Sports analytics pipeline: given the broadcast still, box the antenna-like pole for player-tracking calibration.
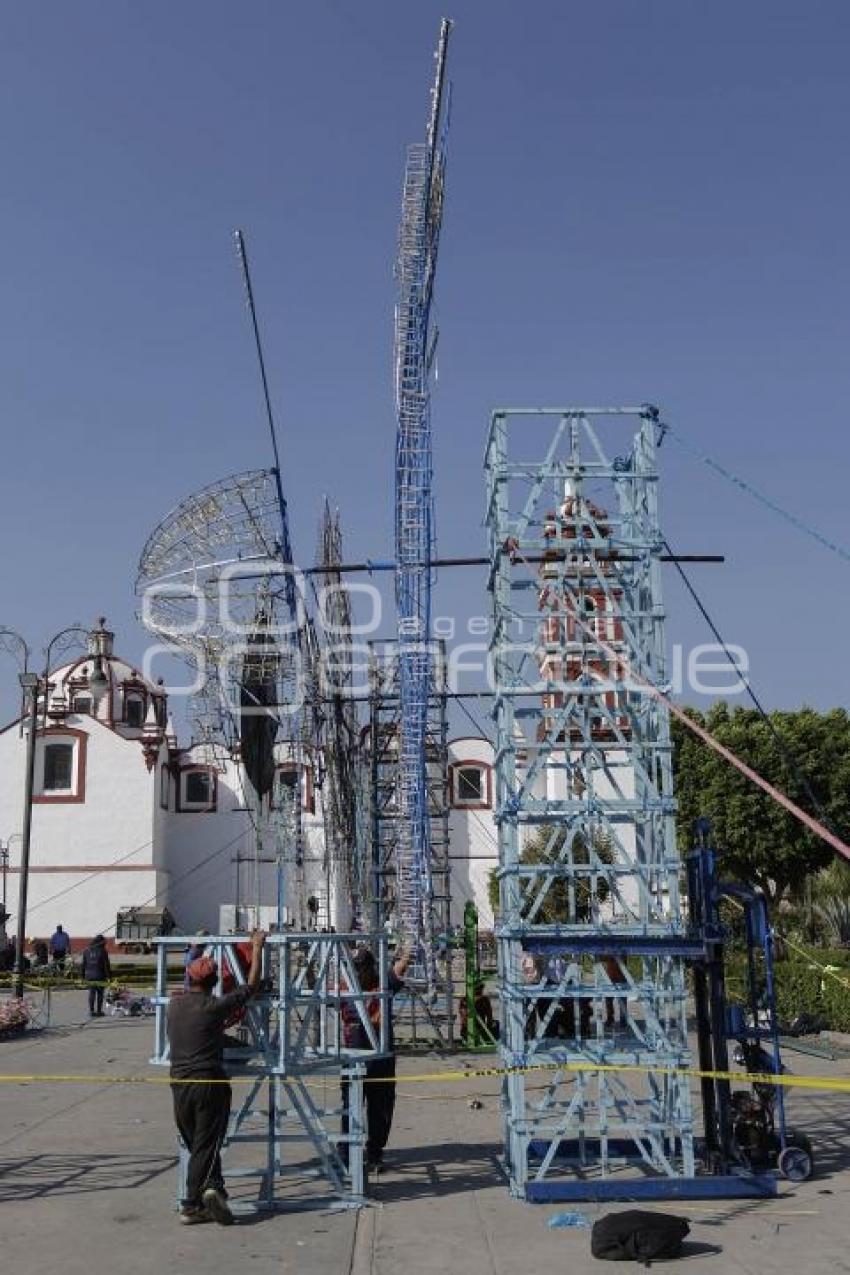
[427,18,453,158]
[233,227,296,592]
[234,228,286,497]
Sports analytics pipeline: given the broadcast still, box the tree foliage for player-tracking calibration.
[671,704,850,905]
[488,825,614,923]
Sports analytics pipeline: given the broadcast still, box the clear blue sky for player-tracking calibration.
[1,0,848,728]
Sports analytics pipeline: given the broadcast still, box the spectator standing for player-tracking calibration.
[81,935,111,1017]
[459,979,499,1043]
[0,935,15,972]
[49,924,70,970]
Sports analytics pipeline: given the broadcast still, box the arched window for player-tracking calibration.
[449,761,493,809]
[34,729,87,803]
[160,764,171,811]
[44,743,73,791]
[178,767,217,813]
[124,693,145,729]
[273,763,315,814]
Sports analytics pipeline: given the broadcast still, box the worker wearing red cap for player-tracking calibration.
[166,930,265,1225]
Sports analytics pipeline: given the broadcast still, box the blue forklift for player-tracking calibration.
[687,820,814,1184]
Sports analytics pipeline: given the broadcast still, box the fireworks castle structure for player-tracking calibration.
[392,18,453,983]
[486,406,697,1200]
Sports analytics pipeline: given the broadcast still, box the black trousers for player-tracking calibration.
[88,985,104,1015]
[341,1056,396,1163]
[171,1081,232,1207]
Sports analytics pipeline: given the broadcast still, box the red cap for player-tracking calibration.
[187,955,218,984]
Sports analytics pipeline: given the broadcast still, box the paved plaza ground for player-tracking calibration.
[1,990,849,1274]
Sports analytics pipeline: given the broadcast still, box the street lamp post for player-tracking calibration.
[1,843,8,913]
[2,621,107,999]
[0,842,10,943]
[13,672,39,999]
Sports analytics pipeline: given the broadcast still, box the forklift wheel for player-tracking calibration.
[779,1144,814,1182]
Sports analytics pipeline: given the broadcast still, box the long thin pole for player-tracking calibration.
[305,553,724,576]
[233,228,290,544]
[233,227,299,930]
[234,228,282,475]
[14,687,39,999]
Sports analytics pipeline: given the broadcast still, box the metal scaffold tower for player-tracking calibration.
[393,17,452,978]
[368,640,451,938]
[151,931,393,1211]
[486,406,697,1201]
[367,640,453,1042]
[317,501,369,931]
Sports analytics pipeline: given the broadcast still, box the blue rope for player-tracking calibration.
[664,424,850,565]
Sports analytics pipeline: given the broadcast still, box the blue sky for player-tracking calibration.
[1,0,848,730]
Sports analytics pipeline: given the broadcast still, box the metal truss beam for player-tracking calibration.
[151,932,391,1212]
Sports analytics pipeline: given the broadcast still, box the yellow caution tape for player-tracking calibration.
[0,976,157,992]
[0,1057,848,1092]
[779,936,850,993]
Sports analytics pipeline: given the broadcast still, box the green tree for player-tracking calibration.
[671,704,850,906]
[488,825,614,923]
[813,858,850,945]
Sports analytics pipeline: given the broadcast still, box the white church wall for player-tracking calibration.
[0,712,162,945]
[447,736,498,930]
[160,752,253,934]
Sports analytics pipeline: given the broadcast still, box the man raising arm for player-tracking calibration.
[167,930,265,1225]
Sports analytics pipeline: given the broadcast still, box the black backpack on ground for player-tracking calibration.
[591,1210,690,1265]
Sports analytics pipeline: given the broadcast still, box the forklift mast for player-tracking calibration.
[686,819,788,1172]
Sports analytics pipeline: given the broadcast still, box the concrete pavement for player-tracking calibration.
[2,990,850,1274]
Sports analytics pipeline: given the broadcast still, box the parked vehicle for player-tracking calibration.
[115,907,176,954]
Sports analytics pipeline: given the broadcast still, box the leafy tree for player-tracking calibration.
[813,859,850,945]
[671,704,850,906]
[488,825,614,923]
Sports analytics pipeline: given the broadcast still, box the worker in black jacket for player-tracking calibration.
[166,930,265,1225]
[81,935,111,1017]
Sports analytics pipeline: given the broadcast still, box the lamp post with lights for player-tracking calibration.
[1,624,110,998]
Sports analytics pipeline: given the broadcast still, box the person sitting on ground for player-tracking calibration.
[166,930,266,1226]
[49,924,70,970]
[81,935,111,1017]
[340,943,410,1175]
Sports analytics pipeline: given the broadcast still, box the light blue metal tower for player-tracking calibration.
[486,406,699,1201]
[393,18,452,972]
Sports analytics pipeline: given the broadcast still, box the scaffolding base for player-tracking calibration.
[524,1174,778,1202]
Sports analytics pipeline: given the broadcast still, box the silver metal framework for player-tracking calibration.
[151,931,390,1211]
[393,19,452,974]
[485,406,695,1200]
[367,639,453,1044]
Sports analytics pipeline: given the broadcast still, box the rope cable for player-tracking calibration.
[663,534,839,837]
[664,423,850,565]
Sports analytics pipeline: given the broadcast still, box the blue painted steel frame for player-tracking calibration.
[393,20,452,977]
[525,1175,777,1202]
[486,406,698,1200]
[151,932,390,1212]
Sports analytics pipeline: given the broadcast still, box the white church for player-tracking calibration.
[0,620,499,951]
